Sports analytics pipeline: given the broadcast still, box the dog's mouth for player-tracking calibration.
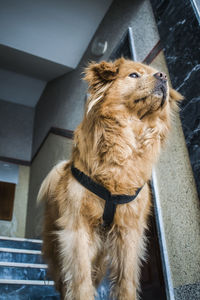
[153,84,167,107]
[134,84,167,107]
[134,97,147,104]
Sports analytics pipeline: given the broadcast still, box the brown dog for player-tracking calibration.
[38,58,182,300]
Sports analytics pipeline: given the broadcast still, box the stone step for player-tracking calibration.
[0,237,42,251]
[0,279,110,300]
[0,248,43,264]
[0,263,49,281]
[0,236,110,299]
[0,280,59,300]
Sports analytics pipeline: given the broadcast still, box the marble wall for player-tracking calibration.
[150,0,200,199]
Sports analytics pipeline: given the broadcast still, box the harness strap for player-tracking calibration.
[71,164,143,227]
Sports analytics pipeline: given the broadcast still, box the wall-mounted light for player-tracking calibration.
[91,37,108,57]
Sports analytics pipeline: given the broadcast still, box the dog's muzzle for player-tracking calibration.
[153,72,168,107]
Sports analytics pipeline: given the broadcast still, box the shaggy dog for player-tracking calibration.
[38,58,182,300]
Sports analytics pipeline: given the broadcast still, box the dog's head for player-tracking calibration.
[84,58,183,120]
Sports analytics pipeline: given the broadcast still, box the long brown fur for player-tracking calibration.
[38,58,183,300]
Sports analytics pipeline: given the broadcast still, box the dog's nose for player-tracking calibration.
[153,72,167,82]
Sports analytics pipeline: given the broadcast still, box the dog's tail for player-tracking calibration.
[37,160,68,204]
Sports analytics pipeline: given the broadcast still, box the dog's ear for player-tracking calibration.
[84,60,122,90]
[169,88,184,102]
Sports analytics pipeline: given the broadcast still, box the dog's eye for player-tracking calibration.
[129,72,140,78]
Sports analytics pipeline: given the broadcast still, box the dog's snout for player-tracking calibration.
[153,72,167,82]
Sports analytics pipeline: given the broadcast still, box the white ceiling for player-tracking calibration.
[0,0,113,107]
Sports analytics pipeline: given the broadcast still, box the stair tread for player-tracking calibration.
[0,265,48,281]
[0,279,54,285]
[0,240,42,251]
[0,247,41,254]
[0,251,43,264]
[0,261,47,268]
[0,236,42,243]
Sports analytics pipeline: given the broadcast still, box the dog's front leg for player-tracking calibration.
[57,226,95,300]
[108,228,145,300]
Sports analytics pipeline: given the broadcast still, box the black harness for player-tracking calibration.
[71,164,143,227]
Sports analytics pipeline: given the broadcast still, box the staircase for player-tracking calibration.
[0,236,59,300]
[0,236,110,300]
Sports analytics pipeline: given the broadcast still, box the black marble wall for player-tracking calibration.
[150,0,200,199]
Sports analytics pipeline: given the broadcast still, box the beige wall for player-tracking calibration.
[0,165,30,237]
[25,133,73,238]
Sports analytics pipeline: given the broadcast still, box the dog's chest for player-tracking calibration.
[121,124,137,150]
[120,121,160,155]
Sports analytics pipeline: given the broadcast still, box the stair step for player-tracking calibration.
[0,279,110,300]
[0,237,42,251]
[0,264,48,281]
[0,279,54,285]
[0,237,110,299]
[0,262,47,268]
[0,249,43,264]
[0,281,59,300]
